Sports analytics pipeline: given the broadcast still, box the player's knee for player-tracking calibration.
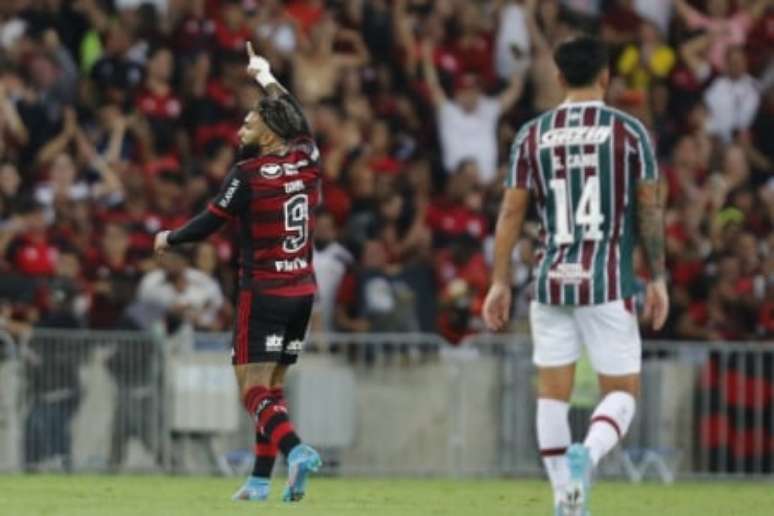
[597,374,640,398]
[270,364,289,387]
[237,363,276,397]
[537,364,576,401]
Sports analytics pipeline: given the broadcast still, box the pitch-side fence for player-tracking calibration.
[1,329,773,480]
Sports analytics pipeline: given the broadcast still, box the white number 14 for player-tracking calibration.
[549,176,604,245]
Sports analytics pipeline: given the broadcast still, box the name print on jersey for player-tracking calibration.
[551,152,599,171]
[218,178,241,208]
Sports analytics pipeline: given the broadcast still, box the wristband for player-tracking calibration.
[255,69,277,88]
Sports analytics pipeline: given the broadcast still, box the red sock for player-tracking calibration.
[243,386,302,457]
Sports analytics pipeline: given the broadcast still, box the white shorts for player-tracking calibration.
[529,300,641,375]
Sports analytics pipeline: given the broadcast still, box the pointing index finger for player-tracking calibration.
[246,41,255,58]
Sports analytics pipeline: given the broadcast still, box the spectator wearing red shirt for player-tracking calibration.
[426,163,488,247]
[173,0,216,55]
[366,119,402,176]
[85,223,141,328]
[435,235,490,344]
[447,3,495,88]
[214,0,252,54]
[285,0,325,35]
[136,47,182,151]
[6,201,57,277]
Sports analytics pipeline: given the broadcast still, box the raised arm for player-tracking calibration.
[674,0,709,28]
[679,34,712,80]
[498,72,525,113]
[392,0,416,75]
[420,40,447,108]
[246,42,311,135]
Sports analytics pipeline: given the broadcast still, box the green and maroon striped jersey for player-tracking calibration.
[506,100,658,306]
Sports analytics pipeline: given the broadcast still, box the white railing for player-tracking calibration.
[0,329,772,479]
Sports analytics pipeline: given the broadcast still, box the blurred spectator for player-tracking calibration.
[601,0,643,46]
[292,16,368,105]
[704,46,761,143]
[135,250,225,333]
[435,235,489,344]
[86,223,141,329]
[674,0,770,72]
[335,240,419,333]
[616,21,676,92]
[422,40,524,184]
[312,210,353,332]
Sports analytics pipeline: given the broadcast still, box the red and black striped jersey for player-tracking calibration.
[208,137,321,297]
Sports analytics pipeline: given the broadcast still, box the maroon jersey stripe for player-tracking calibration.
[547,108,568,304]
[264,279,317,297]
[607,119,627,300]
[236,290,253,364]
[578,107,599,304]
[527,123,544,205]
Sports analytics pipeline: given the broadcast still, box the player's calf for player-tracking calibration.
[583,390,636,467]
[242,384,322,502]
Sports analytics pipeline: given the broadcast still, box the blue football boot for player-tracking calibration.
[231,476,271,501]
[561,443,593,516]
[282,444,322,502]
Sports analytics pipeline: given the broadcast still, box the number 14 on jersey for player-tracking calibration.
[549,176,605,245]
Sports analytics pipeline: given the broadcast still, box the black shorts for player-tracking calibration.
[232,291,313,365]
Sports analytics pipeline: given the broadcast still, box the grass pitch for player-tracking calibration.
[0,475,772,516]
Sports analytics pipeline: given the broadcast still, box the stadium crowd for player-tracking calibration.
[0,0,772,344]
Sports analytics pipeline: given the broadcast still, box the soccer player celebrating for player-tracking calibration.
[483,37,668,516]
[154,43,322,503]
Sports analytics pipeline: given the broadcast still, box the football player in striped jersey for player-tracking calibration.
[154,43,321,503]
[483,36,668,516]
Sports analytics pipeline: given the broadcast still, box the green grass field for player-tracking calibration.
[1,475,773,516]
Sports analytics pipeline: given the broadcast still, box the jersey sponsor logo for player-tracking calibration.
[547,263,592,284]
[540,127,611,148]
[260,163,283,179]
[282,160,308,176]
[218,178,241,207]
[551,152,599,171]
[260,160,311,179]
[265,334,283,352]
[274,257,309,272]
[286,339,303,354]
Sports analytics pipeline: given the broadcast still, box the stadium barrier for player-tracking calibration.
[11,329,164,473]
[0,330,20,472]
[1,329,773,479]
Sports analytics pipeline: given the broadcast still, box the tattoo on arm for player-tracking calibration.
[637,180,666,280]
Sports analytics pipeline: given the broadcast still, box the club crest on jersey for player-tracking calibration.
[540,127,611,148]
[260,163,283,179]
